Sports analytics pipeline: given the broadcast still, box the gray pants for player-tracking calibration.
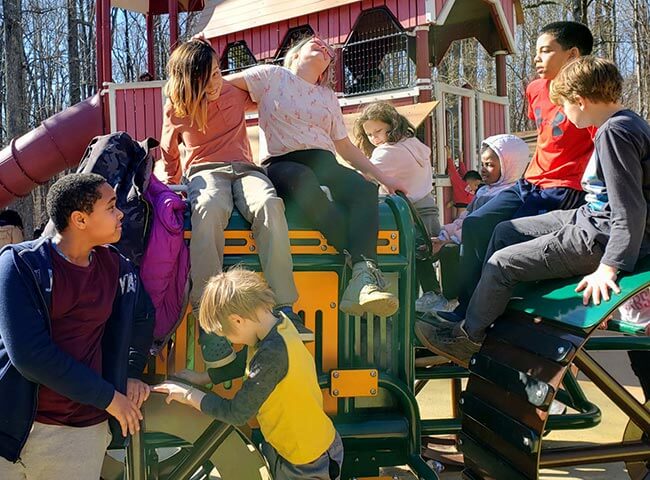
[0,420,111,480]
[413,192,441,237]
[187,162,298,307]
[465,209,604,341]
[261,432,344,480]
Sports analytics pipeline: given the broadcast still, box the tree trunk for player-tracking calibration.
[3,0,34,236]
[67,0,81,105]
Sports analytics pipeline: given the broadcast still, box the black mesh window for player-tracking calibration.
[220,41,257,75]
[273,25,316,65]
[342,7,416,96]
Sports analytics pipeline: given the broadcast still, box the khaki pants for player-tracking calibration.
[0,420,111,479]
[187,162,298,307]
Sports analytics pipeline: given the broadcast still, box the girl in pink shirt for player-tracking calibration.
[228,37,406,317]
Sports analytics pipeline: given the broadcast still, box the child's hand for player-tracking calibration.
[575,264,620,306]
[127,378,151,408]
[174,369,211,386]
[152,381,206,410]
[431,238,448,255]
[106,391,143,437]
[379,174,408,196]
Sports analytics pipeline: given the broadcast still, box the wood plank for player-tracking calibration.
[134,88,146,140]
[339,4,351,44]
[115,90,127,132]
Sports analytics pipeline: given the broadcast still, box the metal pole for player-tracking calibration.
[125,423,146,480]
[540,441,650,468]
[167,422,233,479]
[168,0,179,52]
[574,349,650,434]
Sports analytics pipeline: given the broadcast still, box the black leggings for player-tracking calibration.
[264,149,379,262]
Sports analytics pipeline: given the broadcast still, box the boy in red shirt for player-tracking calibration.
[439,21,595,321]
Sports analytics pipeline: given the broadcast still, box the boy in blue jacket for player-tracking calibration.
[0,173,154,479]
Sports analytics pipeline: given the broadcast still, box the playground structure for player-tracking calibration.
[0,1,648,479]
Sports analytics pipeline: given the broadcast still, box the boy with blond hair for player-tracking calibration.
[153,268,343,480]
[416,57,650,366]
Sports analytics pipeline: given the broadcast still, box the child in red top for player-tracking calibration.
[439,21,596,321]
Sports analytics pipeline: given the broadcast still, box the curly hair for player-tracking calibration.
[46,173,107,232]
[353,102,415,157]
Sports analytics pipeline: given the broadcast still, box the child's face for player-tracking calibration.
[534,33,578,80]
[480,148,502,185]
[80,182,123,245]
[206,56,223,100]
[363,119,391,146]
[465,178,482,194]
[561,96,590,128]
[297,37,334,73]
[224,315,259,346]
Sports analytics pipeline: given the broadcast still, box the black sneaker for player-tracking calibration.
[414,320,480,368]
[276,308,315,342]
[198,329,236,368]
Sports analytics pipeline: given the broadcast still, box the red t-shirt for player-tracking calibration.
[36,245,120,427]
[525,78,595,190]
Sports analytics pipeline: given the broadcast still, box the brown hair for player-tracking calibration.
[353,102,415,157]
[198,267,276,336]
[164,40,219,133]
[284,36,336,90]
[550,56,623,106]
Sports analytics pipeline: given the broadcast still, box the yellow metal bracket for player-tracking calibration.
[330,369,379,398]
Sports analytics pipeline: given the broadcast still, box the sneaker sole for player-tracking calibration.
[414,322,470,369]
[202,350,237,369]
[339,299,365,317]
[299,332,315,342]
[359,296,399,317]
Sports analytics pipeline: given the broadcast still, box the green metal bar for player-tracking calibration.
[574,349,650,434]
[125,426,146,480]
[385,195,417,387]
[604,320,648,336]
[167,422,233,480]
[409,453,440,480]
[421,418,462,435]
[586,335,650,351]
[540,441,650,468]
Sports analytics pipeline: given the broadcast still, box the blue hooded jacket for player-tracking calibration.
[0,238,154,462]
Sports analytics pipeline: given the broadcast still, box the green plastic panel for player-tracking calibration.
[508,256,650,330]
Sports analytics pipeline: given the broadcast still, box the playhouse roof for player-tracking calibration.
[112,0,205,15]
[195,0,360,38]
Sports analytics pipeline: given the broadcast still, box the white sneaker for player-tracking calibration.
[416,291,449,314]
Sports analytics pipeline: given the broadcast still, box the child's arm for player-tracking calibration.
[334,137,408,194]
[575,126,646,305]
[159,102,183,184]
[154,333,289,425]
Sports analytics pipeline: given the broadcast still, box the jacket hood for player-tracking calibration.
[479,134,530,197]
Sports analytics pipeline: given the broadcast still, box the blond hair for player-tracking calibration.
[550,56,623,106]
[198,267,276,336]
[353,102,415,157]
[164,40,219,133]
[284,36,336,90]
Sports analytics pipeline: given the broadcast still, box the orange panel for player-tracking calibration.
[184,229,399,255]
[330,369,379,398]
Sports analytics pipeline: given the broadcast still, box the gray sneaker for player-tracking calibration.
[340,258,398,317]
[414,320,481,368]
